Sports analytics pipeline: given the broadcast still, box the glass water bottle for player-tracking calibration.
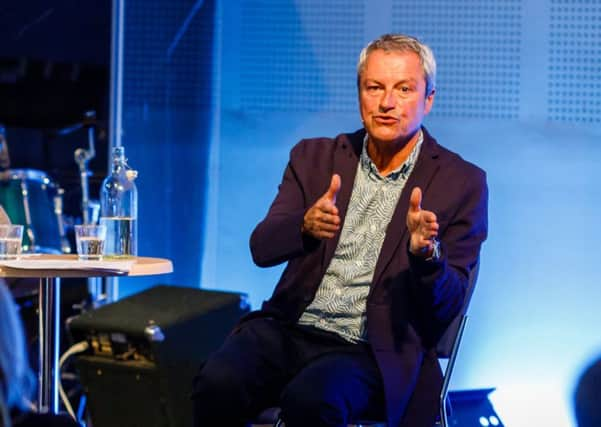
[100,146,138,257]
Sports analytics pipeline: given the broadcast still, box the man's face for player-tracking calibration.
[359,49,434,147]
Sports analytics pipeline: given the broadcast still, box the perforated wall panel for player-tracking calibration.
[548,0,601,123]
[123,0,214,109]
[392,1,522,119]
[239,0,364,112]
[118,0,214,296]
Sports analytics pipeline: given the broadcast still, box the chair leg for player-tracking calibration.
[439,395,450,427]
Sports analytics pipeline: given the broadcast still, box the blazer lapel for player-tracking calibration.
[371,129,441,287]
[322,130,364,272]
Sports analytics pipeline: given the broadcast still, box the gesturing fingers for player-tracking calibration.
[417,215,439,243]
[409,187,422,214]
[406,188,440,256]
[302,174,343,240]
[303,203,341,239]
[325,174,341,203]
[312,222,340,239]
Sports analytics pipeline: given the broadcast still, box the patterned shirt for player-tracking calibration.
[298,132,423,342]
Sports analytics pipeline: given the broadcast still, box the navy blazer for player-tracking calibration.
[248,127,488,426]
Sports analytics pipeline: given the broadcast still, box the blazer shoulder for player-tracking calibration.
[422,127,485,180]
[292,135,336,153]
[434,142,487,183]
[290,130,364,160]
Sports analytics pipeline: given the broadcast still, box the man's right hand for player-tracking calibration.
[302,174,341,240]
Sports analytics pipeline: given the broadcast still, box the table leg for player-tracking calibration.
[38,276,60,413]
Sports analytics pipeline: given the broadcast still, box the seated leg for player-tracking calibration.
[279,347,385,427]
[191,318,293,427]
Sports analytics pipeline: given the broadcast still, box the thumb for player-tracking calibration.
[409,187,422,213]
[324,174,341,203]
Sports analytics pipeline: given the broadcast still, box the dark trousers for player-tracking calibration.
[191,317,386,427]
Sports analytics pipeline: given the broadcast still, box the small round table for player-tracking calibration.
[0,254,173,414]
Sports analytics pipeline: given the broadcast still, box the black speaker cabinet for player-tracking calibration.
[67,285,250,427]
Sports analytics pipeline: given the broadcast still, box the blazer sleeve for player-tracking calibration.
[408,165,488,344]
[249,141,322,267]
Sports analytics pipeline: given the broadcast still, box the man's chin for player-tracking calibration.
[368,132,421,150]
[369,131,405,145]
[371,126,421,141]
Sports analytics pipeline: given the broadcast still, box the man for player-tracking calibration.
[192,34,488,427]
[574,356,601,427]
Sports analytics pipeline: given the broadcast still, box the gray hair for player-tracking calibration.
[357,34,436,95]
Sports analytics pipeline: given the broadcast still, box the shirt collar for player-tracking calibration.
[360,130,423,182]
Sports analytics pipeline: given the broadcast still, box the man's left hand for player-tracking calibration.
[406,187,439,257]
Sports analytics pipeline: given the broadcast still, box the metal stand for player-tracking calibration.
[70,111,105,304]
[37,277,61,413]
[73,111,97,225]
[53,188,72,254]
[89,277,119,307]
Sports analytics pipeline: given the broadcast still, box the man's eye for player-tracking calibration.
[366,86,380,91]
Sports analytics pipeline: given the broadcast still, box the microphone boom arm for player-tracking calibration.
[74,111,97,224]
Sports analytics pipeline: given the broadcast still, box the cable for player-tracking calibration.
[58,341,89,421]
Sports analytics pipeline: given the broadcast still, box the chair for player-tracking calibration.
[251,261,480,427]
[436,260,479,427]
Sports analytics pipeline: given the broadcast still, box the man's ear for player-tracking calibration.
[424,89,435,115]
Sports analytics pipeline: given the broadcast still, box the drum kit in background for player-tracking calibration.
[0,111,99,257]
[0,168,70,254]
[0,112,106,327]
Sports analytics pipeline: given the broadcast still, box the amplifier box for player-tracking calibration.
[68,285,250,427]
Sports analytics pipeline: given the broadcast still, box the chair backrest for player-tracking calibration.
[435,261,480,358]
[436,260,480,427]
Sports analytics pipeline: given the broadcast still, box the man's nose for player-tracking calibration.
[379,91,396,111]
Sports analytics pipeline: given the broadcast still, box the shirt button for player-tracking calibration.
[370,224,377,232]
[355,260,362,267]
[319,318,326,325]
[335,289,342,296]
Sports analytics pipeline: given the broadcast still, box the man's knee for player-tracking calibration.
[192,357,250,426]
[194,355,250,401]
[279,385,348,427]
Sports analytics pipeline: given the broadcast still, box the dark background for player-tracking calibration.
[0,0,112,221]
[0,1,114,373]
[0,0,215,310]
